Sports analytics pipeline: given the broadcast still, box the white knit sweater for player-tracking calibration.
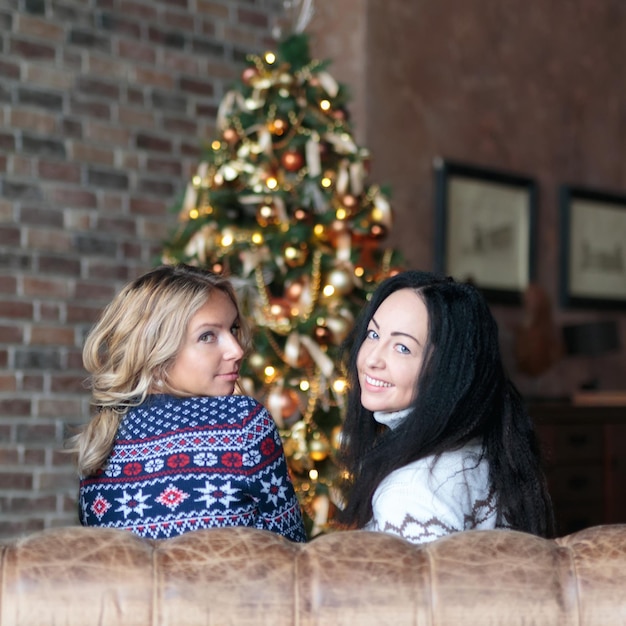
[364,440,499,544]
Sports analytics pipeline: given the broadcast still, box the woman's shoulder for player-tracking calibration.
[391,441,487,484]
[120,395,268,438]
[141,394,265,412]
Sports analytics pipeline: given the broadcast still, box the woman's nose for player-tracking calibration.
[224,334,244,361]
[365,344,384,368]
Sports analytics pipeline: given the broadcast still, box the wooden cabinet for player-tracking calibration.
[530,403,626,536]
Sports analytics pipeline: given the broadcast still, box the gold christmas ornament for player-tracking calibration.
[283,241,308,268]
[325,311,353,345]
[309,432,330,462]
[256,201,280,227]
[247,351,266,375]
[326,267,353,296]
[269,118,288,136]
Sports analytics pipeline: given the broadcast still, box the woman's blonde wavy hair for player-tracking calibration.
[66,264,251,477]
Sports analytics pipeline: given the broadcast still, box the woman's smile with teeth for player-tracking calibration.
[366,375,392,388]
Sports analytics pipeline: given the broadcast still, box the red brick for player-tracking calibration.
[0,495,56,513]
[30,325,76,346]
[0,276,18,294]
[0,447,19,464]
[16,423,56,442]
[16,14,64,41]
[38,470,77,490]
[22,375,45,391]
[51,187,97,209]
[129,196,168,216]
[38,160,81,183]
[0,518,44,538]
[116,39,157,64]
[71,142,115,166]
[0,375,18,392]
[0,399,32,416]
[196,1,229,18]
[0,472,33,489]
[118,106,157,129]
[37,399,83,419]
[10,109,57,134]
[0,225,21,245]
[0,324,23,342]
[23,448,46,465]
[85,122,131,146]
[10,36,56,60]
[67,304,105,324]
[22,276,72,298]
[0,301,33,319]
[50,374,85,393]
[26,228,73,252]
[133,67,175,89]
[39,302,62,322]
[53,450,76,467]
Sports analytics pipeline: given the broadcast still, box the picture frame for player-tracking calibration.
[559,185,626,310]
[434,159,537,304]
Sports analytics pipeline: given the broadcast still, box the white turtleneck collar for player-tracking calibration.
[373,408,412,430]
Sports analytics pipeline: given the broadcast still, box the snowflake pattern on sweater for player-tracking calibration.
[79,394,307,542]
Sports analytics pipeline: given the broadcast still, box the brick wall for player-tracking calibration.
[0,0,282,540]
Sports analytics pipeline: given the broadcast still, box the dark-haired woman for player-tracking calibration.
[337,270,554,544]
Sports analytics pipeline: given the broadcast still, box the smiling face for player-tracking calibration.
[165,289,244,397]
[356,288,429,413]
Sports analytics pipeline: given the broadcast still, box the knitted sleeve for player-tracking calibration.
[243,399,307,542]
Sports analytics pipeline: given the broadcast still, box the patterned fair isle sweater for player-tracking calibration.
[79,394,307,542]
[364,441,501,544]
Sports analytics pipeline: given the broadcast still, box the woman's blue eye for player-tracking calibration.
[366,328,378,340]
[199,331,216,343]
[396,344,410,355]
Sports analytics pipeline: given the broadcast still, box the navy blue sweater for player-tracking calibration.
[79,394,306,542]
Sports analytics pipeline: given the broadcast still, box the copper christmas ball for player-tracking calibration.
[342,194,358,210]
[368,223,388,240]
[241,66,258,84]
[293,207,312,223]
[314,321,333,346]
[268,297,293,323]
[284,278,304,302]
[222,128,239,144]
[280,150,304,172]
[275,388,300,421]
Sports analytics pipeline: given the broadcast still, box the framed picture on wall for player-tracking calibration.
[434,158,537,304]
[559,185,626,310]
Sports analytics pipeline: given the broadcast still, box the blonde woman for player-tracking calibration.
[67,264,306,542]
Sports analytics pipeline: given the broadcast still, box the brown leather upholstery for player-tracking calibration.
[1,525,625,625]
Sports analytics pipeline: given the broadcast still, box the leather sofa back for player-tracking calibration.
[1,524,626,625]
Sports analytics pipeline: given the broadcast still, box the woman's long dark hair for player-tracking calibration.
[337,270,555,537]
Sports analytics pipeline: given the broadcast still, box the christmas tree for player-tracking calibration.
[162,32,403,537]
